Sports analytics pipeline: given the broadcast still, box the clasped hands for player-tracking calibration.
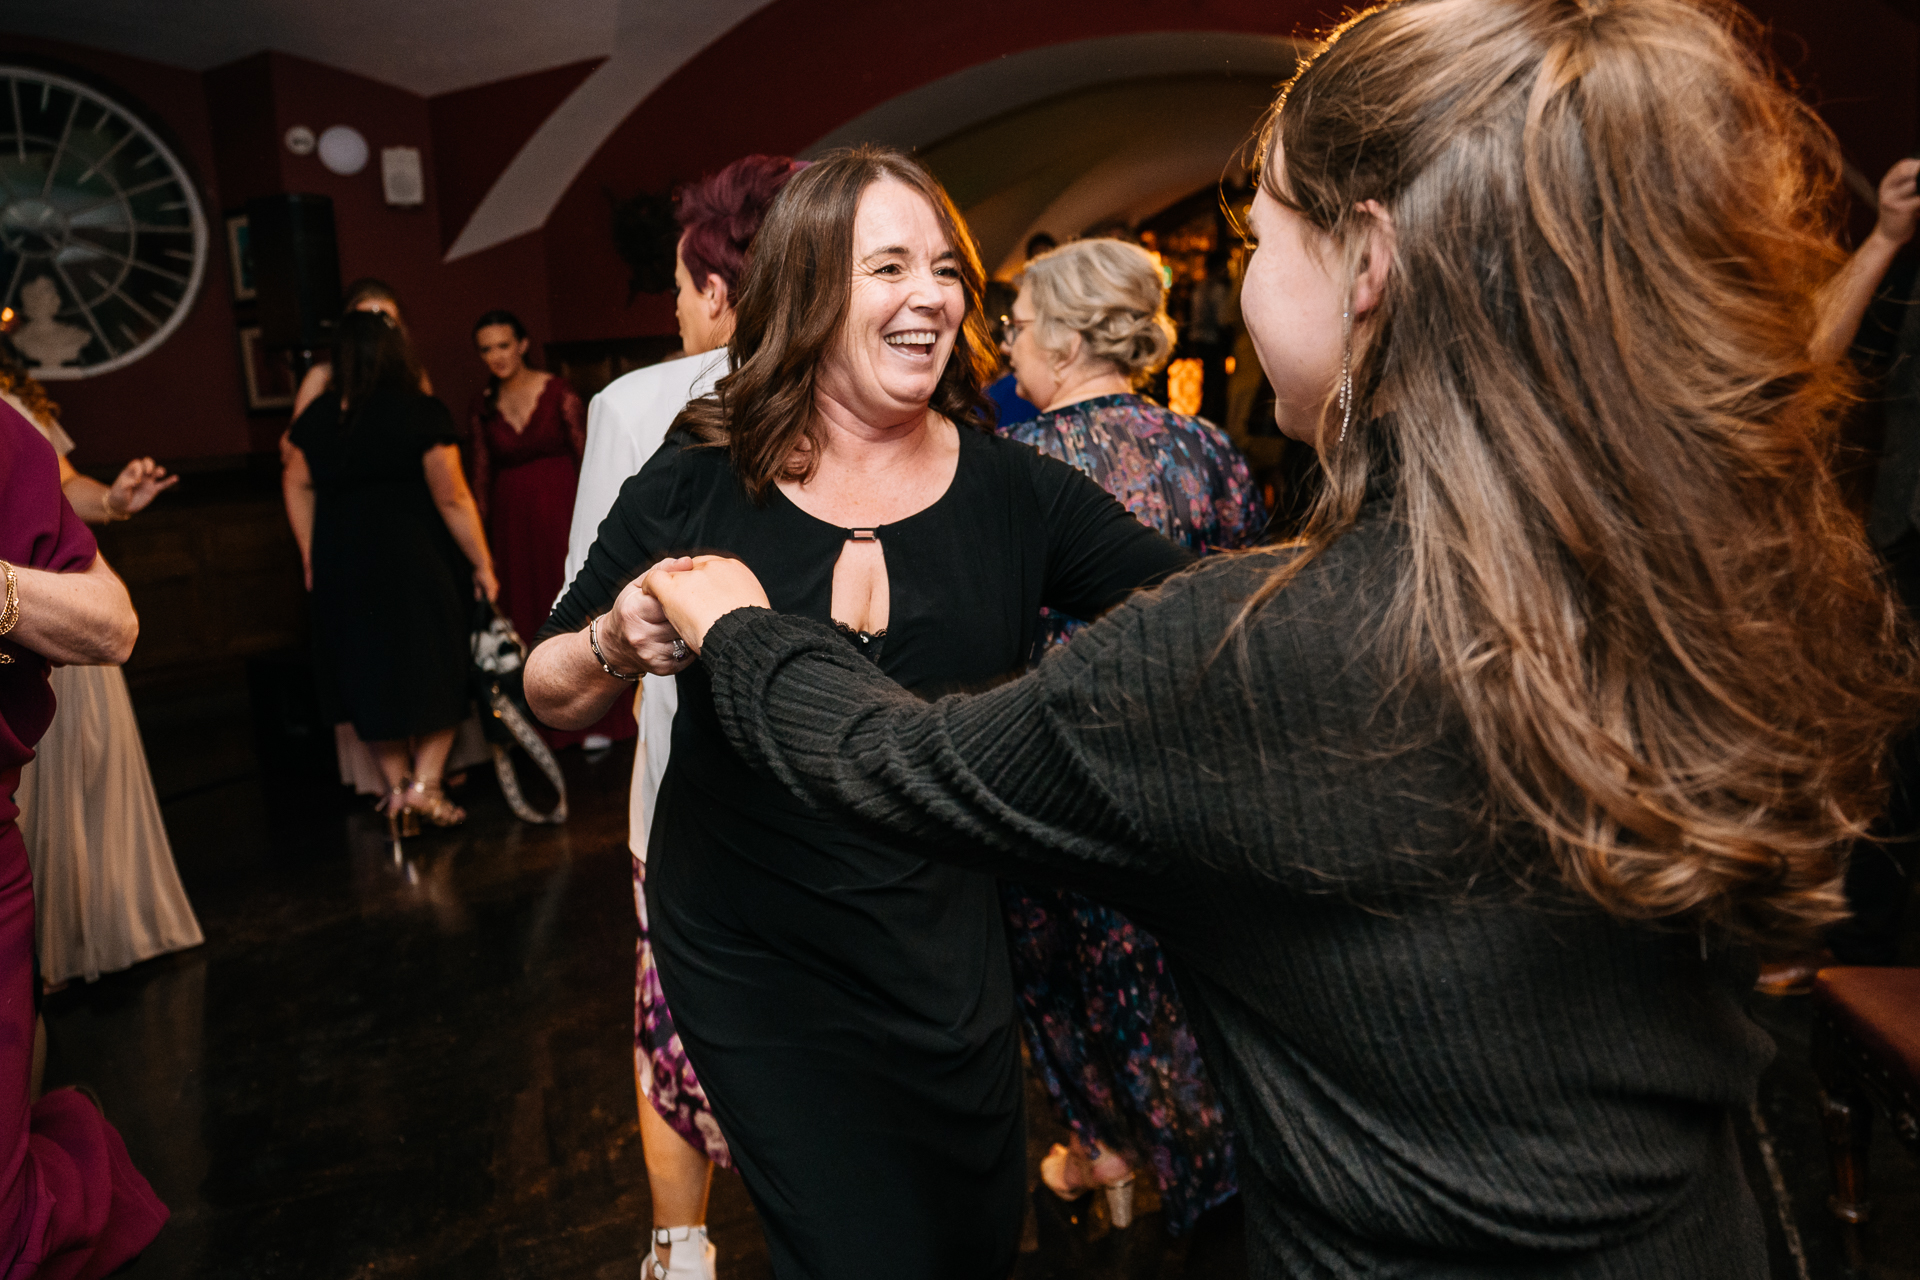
[592,555,771,677]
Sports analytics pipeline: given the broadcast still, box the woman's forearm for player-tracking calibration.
[422,445,493,575]
[281,471,315,570]
[1813,228,1904,367]
[524,628,630,730]
[6,553,137,666]
[437,493,492,574]
[60,473,115,524]
[698,607,1145,888]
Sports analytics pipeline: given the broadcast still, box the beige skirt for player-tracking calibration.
[14,664,204,986]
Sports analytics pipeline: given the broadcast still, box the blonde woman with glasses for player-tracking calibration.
[999,237,1262,1235]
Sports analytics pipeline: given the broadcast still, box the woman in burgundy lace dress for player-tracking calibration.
[468,311,626,747]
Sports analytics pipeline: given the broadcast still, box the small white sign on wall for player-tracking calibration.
[382,146,425,207]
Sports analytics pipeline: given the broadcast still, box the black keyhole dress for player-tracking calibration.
[541,423,1192,1277]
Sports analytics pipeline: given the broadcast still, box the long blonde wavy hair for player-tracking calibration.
[1243,0,1920,943]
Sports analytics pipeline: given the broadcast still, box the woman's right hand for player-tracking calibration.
[474,562,499,603]
[1876,158,1920,249]
[598,557,698,676]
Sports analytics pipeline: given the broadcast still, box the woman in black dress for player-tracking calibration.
[525,147,1190,1277]
[284,311,497,834]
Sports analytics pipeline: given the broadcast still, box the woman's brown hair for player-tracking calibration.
[330,310,422,418]
[680,145,996,500]
[1241,0,1920,943]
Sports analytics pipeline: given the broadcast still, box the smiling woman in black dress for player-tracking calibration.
[525,147,1189,1277]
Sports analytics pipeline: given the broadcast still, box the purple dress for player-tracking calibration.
[1005,392,1264,1232]
[0,401,168,1277]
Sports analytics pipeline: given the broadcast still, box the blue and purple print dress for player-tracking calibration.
[1004,392,1264,1233]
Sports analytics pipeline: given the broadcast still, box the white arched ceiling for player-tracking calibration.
[1001,117,1258,275]
[904,74,1280,273]
[805,31,1299,157]
[443,0,777,262]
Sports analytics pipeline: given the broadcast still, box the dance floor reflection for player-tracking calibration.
[31,673,1919,1279]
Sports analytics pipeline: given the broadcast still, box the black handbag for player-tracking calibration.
[469,601,567,825]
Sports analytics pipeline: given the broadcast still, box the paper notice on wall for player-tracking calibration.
[382,147,425,207]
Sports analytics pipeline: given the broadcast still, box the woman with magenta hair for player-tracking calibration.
[559,153,806,1280]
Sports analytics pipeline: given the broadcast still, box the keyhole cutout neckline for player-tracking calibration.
[771,448,963,648]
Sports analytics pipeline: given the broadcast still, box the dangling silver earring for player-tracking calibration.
[1337,309,1354,446]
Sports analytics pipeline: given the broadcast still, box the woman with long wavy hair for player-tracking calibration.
[524,148,1189,1275]
[643,1,1920,1273]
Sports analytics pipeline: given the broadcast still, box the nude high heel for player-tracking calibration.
[1040,1140,1139,1229]
[405,777,467,829]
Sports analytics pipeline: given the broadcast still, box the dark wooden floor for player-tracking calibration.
[32,667,1920,1279]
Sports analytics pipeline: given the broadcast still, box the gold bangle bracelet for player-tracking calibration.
[0,560,17,665]
[589,614,640,682]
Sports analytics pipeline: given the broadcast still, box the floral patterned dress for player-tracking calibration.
[1005,392,1264,1232]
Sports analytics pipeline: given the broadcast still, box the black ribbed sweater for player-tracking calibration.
[699,504,1774,1278]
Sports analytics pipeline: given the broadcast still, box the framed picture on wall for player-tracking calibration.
[238,326,295,412]
[226,214,254,302]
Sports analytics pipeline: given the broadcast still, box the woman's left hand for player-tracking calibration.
[473,562,499,603]
[106,457,178,518]
[641,555,771,654]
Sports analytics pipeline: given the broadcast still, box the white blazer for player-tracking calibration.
[561,349,727,864]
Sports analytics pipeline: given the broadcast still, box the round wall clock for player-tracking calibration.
[0,67,208,379]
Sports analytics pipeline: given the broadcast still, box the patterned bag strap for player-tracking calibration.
[487,685,568,825]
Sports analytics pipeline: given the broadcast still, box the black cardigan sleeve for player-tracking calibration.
[699,588,1180,906]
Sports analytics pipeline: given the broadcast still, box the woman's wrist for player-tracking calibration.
[0,560,18,664]
[589,614,641,682]
[1864,223,1910,262]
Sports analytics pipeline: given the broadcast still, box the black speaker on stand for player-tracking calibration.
[246,193,341,376]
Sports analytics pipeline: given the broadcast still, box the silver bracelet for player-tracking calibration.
[589,614,640,682]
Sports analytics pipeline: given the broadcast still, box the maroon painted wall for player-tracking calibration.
[1750,0,1919,191]
[229,52,587,445]
[228,52,558,441]
[0,34,253,469]
[430,57,602,255]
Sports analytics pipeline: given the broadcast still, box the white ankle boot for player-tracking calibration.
[644,1225,715,1280]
